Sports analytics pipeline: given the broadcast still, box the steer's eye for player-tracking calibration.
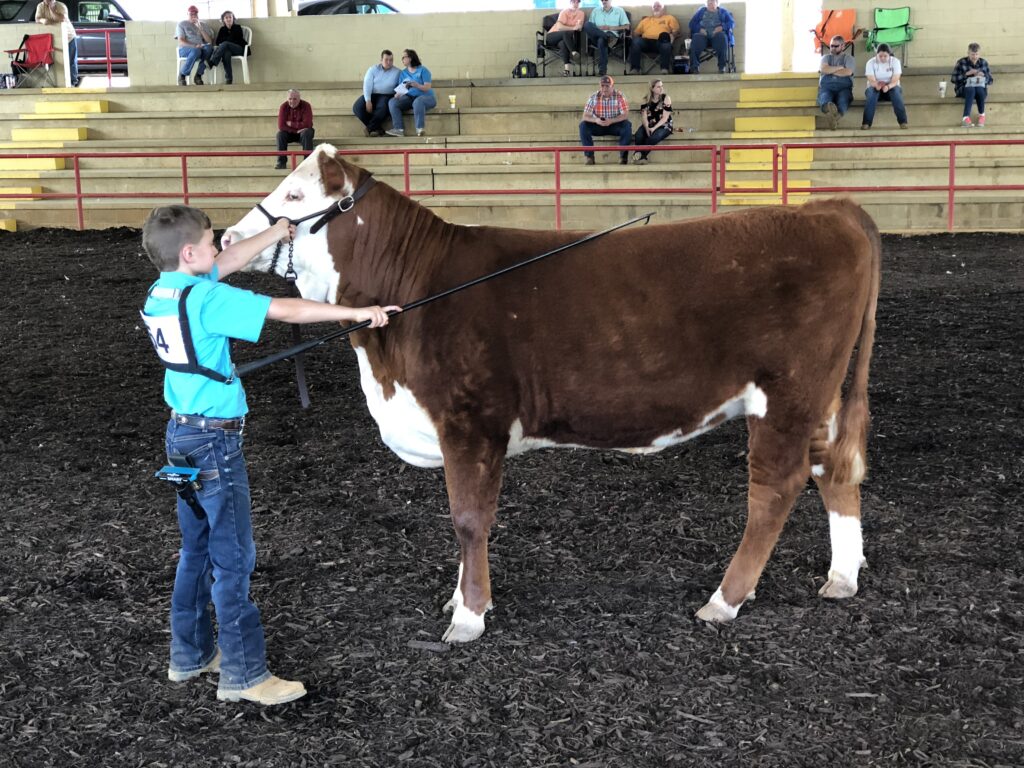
[285,191,303,202]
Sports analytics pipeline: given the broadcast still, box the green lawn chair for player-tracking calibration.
[866,7,919,64]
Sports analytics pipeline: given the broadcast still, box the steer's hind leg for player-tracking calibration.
[697,419,810,623]
[810,407,866,599]
[439,433,505,644]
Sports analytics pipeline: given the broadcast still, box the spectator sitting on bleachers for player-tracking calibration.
[175,4,214,86]
[386,49,437,138]
[861,43,907,130]
[632,78,673,164]
[950,43,994,128]
[817,34,854,130]
[628,2,680,76]
[584,0,630,78]
[276,89,315,169]
[546,0,586,77]
[208,10,246,86]
[579,74,632,166]
[354,49,401,137]
[687,0,734,75]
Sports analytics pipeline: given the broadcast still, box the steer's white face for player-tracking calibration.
[222,144,351,303]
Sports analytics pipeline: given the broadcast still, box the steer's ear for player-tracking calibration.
[318,150,350,195]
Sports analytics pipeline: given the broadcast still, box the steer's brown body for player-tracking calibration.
[230,148,881,641]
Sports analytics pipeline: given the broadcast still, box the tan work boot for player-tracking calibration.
[217,675,306,706]
[167,650,221,682]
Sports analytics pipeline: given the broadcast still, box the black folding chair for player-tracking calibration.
[536,13,584,77]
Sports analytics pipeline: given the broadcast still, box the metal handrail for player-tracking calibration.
[2,139,1023,231]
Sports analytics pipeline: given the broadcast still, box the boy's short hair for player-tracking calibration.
[142,205,211,271]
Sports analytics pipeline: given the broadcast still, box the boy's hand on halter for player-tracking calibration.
[272,218,296,241]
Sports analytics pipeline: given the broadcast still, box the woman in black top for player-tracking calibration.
[632,78,673,164]
[209,10,247,85]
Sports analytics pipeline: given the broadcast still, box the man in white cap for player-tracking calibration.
[175,4,214,86]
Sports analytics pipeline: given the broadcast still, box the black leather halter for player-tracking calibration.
[255,173,377,234]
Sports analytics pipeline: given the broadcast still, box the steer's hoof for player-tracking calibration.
[442,609,485,644]
[695,601,736,623]
[819,571,858,599]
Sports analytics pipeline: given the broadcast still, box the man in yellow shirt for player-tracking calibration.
[628,1,680,75]
[35,0,78,86]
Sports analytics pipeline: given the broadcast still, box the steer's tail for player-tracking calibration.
[831,204,881,485]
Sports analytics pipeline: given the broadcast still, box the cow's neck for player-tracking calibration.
[331,181,457,308]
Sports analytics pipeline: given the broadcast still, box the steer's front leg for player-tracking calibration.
[439,431,506,643]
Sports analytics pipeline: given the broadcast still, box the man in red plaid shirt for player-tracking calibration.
[579,75,633,165]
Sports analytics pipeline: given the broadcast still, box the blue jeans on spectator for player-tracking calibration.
[817,76,853,116]
[177,45,213,78]
[67,36,79,86]
[962,86,986,118]
[165,419,271,693]
[689,30,728,73]
[632,124,673,160]
[353,93,391,134]
[388,92,437,133]
[579,119,633,161]
[861,84,907,127]
[583,22,621,75]
[209,41,244,82]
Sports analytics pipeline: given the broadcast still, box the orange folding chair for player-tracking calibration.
[812,9,863,55]
[5,33,56,88]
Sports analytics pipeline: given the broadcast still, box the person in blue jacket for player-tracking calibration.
[386,49,437,137]
[687,0,735,74]
[141,205,399,706]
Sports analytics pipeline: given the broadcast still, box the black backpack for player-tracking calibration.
[512,59,538,79]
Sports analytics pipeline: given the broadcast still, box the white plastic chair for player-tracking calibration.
[210,25,252,85]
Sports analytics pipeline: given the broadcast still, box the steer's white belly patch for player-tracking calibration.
[354,348,443,468]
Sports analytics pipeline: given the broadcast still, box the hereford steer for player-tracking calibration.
[223,145,881,643]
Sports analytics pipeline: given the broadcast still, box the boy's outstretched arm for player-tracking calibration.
[216,219,295,279]
[267,298,402,328]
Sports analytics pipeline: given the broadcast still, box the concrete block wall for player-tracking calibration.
[124,4,745,87]
[823,0,1021,68]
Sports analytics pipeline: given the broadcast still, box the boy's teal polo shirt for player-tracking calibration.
[143,266,272,418]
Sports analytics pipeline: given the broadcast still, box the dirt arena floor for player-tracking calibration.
[0,224,1022,768]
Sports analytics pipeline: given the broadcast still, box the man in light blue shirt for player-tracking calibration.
[584,0,630,76]
[353,49,401,137]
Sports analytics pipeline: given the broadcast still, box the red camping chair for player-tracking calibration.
[5,33,56,88]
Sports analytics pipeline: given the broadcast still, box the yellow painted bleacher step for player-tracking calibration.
[0,158,66,171]
[11,128,89,142]
[738,87,817,103]
[721,179,812,206]
[0,186,44,200]
[0,218,16,232]
[33,100,109,114]
[734,116,816,133]
[728,148,814,164]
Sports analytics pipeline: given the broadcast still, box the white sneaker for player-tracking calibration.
[217,675,306,706]
[167,650,221,682]
[384,128,405,137]
[416,128,425,136]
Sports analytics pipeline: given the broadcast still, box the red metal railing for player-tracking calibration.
[1,139,1022,231]
[76,29,127,86]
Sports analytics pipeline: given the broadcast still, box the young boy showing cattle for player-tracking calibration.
[140,204,398,705]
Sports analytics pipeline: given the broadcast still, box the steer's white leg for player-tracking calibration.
[442,562,491,643]
[696,587,756,623]
[819,510,865,598]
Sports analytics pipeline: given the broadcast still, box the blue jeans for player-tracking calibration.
[579,119,633,161]
[353,93,391,132]
[817,77,853,115]
[177,45,214,77]
[861,84,907,127]
[962,86,986,118]
[689,30,728,73]
[583,22,620,75]
[629,33,674,73]
[209,41,244,81]
[632,124,673,160]
[388,92,437,132]
[165,418,270,692]
[67,36,78,86]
